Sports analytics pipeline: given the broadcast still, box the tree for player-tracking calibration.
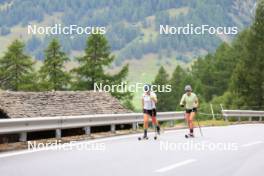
[152,66,170,111]
[167,66,188,111]
[230,0,264,109]
[191,54,217,101]
[0,40,35,91]
[0,26,11,36]
[212,43,234,96]
[189,29,252,105]
[72,34,134,110]
[72,34,114,90]
[39,38,70,90]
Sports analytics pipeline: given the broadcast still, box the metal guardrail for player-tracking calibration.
[2,110,262,142]
[0,111,185,142]
[222,110,264,122]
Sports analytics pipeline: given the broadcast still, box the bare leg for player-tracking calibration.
[143,114,150,138]
[185,113,191,129]
[144,114,149,129]
[189,112,196,135]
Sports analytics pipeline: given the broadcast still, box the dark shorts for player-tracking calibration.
[185,108,197,114]
[143,109,156,117]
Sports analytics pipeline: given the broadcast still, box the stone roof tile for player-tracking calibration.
[0,91,131,118]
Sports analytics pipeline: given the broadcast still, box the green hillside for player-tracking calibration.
[0,0,258,109]
[0,0,256,62]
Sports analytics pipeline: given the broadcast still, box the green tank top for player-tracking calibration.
[180,93,198,109]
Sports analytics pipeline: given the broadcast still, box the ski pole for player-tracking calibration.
[195,115,203,137]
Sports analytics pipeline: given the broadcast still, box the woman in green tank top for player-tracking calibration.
[180,85,199,137]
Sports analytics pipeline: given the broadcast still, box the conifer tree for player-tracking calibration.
[230,0,264,108]
[72,34,134,110]
[39,38,70,90]
[152,66,170,111]
[0,40,35,91]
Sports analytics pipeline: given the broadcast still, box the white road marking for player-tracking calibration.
[154,159,197,173]
[241,141,264,147]
[0,149,39,159]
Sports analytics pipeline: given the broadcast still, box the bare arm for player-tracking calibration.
[151,96,157,104]
[194,99,199,108]
[194,95,199,108]
[180,94,185,107]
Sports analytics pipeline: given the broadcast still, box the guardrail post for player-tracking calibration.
[238,117,241,122]
[249,117,252,122]
[55,129,61,139]
[19,132,27,142]
[111,124,116,133]
[84,127,91,136]
[260,117,262,122]
[132,122,137,131]
[169,120,174,127]
[210,104,215,121]
[224,116,228,122]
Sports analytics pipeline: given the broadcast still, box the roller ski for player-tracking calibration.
[138,134,157,140]
[185,133,194,138]
[153,132,158,140]
[138,136,148,140]
[138,129,149,140]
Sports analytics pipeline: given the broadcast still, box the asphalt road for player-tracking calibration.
[0,124,264,176]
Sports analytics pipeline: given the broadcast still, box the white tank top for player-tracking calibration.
[142,93,152,110]
[150,91,157,109]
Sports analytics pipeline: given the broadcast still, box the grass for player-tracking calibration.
[0,12,63,57]
[63,52,191,110]
[0,7,194,111]
[35,51,191,111]
[135,119,232,133]
[111,53,190,110]
[138,7,190,43]
[166,7,190,17]
[140,27,158,42]
[194,119,230,126]
[168,119,230,128]
[0,1,13,11]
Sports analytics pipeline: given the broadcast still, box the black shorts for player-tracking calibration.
[185,108,197,114]
[143,109,156,117]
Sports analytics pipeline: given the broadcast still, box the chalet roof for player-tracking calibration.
[0,91,130,118]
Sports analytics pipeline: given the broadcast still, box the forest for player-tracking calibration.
[153,0,264,114]
[0,0,262,113]
[0,0,256,63]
